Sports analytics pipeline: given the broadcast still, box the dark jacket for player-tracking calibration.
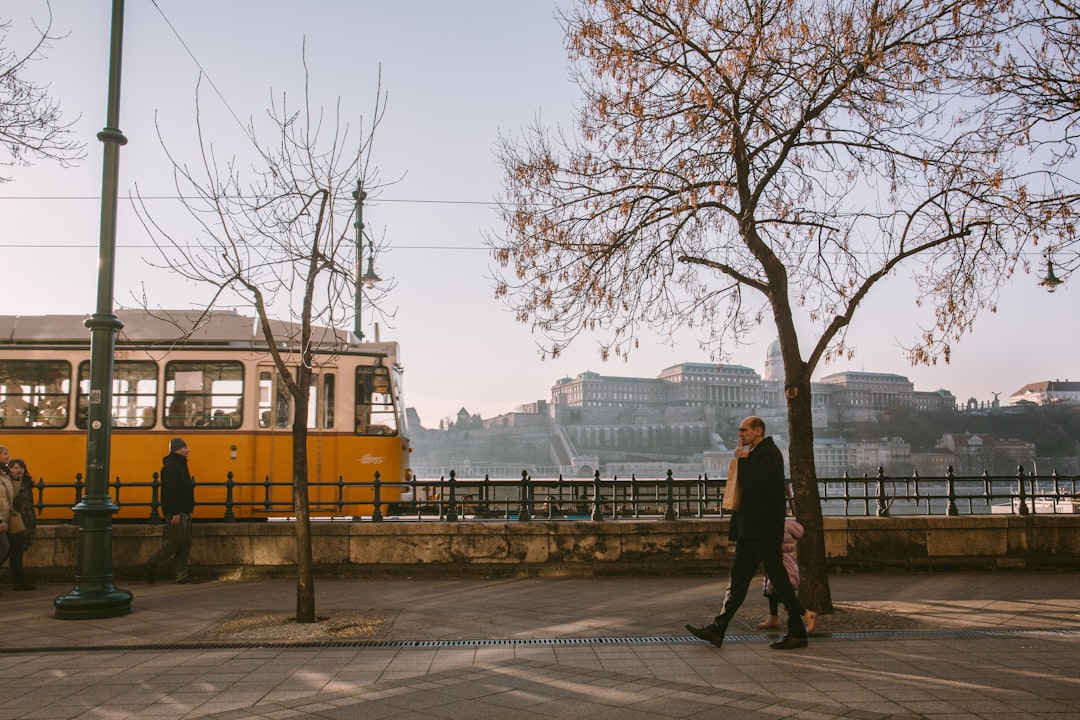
[728,435,787,542]
[12,474,37,538]
[160,452,195,517]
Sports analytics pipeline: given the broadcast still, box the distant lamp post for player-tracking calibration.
[1040,252,1064,293]
[362,240,381,289]
[352,180,381,340]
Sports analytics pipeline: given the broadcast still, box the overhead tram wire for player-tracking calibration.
[0,196,499,206]
[148,0,255,150]
[0,241,488,250]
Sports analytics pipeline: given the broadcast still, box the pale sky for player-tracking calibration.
[3,1,1075,428]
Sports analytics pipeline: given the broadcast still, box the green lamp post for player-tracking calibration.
[54,0,133,620]
[352,180,381,340]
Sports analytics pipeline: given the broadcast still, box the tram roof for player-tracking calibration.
[0,311,393,357]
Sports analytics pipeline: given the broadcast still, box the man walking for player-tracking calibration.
[143,437,195,584]
[686,416,812,650]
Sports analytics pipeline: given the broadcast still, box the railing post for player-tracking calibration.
[840,471,850,516]
[591,470,604,521]
[875,466,890,517]
[446,469,458,522]
[663,468,677,521]
[32,476,45,518]
[696,473,705,518]
[1016,465,1029,515]
[371,470,384,522]
[262,475,273,514]
[518,469,531,522]
[147,471,162,525]
[336,474,346,516]
[412,473,422,519]
[74,472,84,507]
[223,471,236,523]
[110,476,122,513]
[945,466,958,516]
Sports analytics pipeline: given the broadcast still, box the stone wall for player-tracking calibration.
[16,515,1080,582]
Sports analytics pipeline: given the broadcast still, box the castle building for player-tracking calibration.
[657,362,761,410]
[550,347,955,430]
[1010,380,1080,406]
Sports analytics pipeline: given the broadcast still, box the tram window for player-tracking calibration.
[0,360,70,429]
[307,375,318,429]
[323,373,335,429]
[77,361,157,429]
[164,361,243,429]
[258,370,291,429]
[355,365,397,436]
[299,372,334,429]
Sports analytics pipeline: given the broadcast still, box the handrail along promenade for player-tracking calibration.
[26,466,1080,523]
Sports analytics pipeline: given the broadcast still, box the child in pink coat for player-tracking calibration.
[757,517,815,632]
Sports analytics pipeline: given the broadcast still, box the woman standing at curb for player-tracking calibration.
[7,457,37,591]
[0,445,14,588]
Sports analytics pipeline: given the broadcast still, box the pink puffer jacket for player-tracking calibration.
[763,518,804,595]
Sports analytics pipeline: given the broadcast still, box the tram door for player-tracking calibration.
[253,365,292,515]
[253,364,338,517]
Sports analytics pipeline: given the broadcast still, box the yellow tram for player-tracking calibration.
[0,311,411,520]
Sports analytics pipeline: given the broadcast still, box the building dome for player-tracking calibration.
[764,339,783,380]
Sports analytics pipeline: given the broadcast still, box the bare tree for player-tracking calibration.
[0,5,85,181]
[136,65,393,623]
[491,0,1046,612]
[975,0,1080,280]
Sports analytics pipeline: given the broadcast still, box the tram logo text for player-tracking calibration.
[359,454,385,464]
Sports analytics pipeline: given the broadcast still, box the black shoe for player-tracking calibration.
[686,623,725,648]
[143,564,155,584]
[13,583,35,591]
[769,634,808,650]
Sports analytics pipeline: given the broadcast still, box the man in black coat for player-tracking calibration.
[142,437,196,584]
[686,416,811,650]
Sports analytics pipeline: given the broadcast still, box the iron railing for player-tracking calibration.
[26,466,1080,522]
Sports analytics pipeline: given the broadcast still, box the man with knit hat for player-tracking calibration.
[142,437,196,584]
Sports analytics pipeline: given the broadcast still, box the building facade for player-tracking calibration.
[1010,380,1080,406]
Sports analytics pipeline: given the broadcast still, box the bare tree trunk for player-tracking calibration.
[785,371,833,613]
[293,370,316,623]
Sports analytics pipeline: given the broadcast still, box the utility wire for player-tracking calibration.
[148,0,257,150]
[0,242,487,250]
[0,195,500,206]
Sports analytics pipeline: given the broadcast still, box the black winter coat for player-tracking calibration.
[727,436,787,543]
[160,452,195,517]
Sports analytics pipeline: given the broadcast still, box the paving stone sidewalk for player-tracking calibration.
[0,572,1077,719]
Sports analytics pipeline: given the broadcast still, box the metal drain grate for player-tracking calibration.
[2,627,1076,655]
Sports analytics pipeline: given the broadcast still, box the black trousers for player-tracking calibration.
[146,513,193,576]
[5,531,28,584]
[714,538,807,637]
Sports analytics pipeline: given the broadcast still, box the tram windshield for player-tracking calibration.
[355,365,399,436]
